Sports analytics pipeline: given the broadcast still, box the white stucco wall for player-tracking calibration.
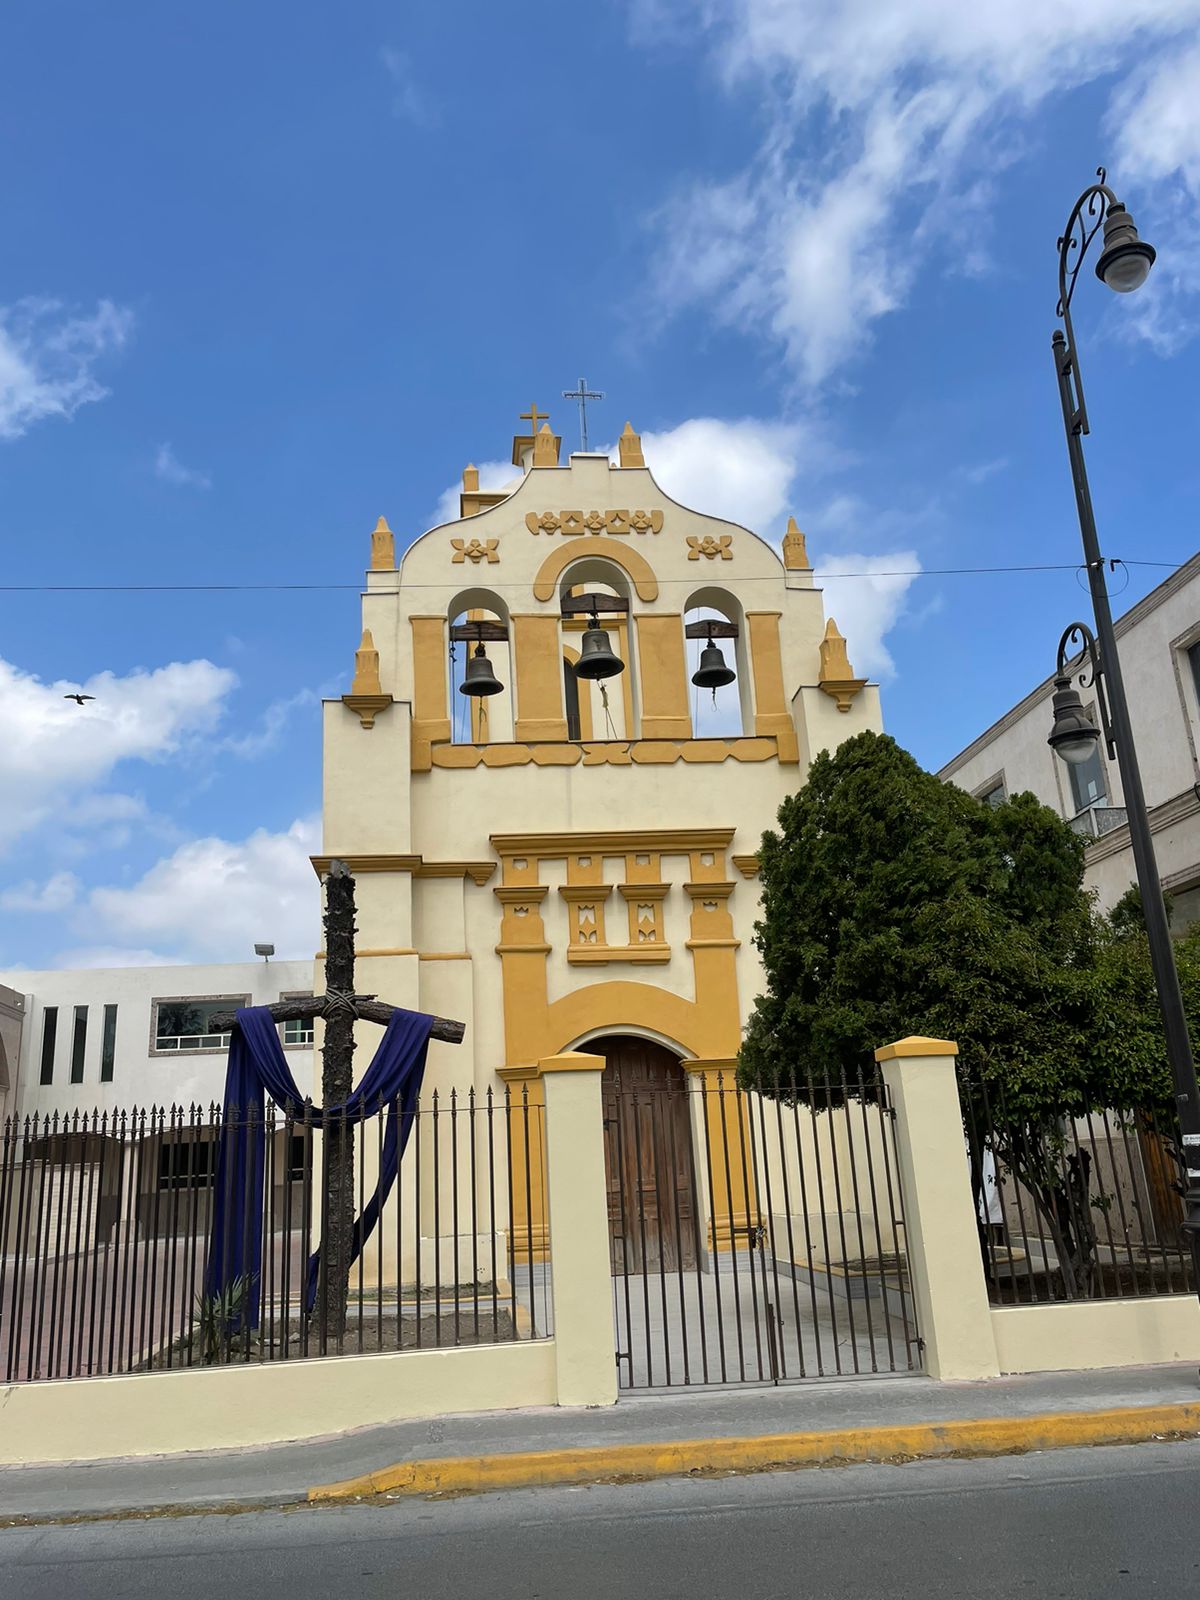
[0,960,315,1118]
[940,555,1200,916]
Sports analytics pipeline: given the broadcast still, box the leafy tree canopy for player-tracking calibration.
[739,730,1196,1124]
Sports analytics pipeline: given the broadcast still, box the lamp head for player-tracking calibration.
[1095,201,1156,294]
[1048,675,1101,765]
[254,942,275,961]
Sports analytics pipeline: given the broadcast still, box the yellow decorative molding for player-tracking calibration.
[874,1036,958,1062]
[370,517,396,571]
[817,618,868,713]
[429,735,782,768]
[535,1051,607,1075]
[618,881,669,949]
[493,827,735,858]
[746,611,800,763]
[342,628,392,728]
[681,1057,738,1077]
[497,1062,540,1083]
[316,947,417,959]
[531,537,659,602]
[309,854,495,885]
[350,628,382,695]
[731,854,760,879]
[617,420,646,469]
[684,881,737,900]
[559,884,611,953]
[462,465,480,493]
[686,534,733,561]
[410,615,451,770]
[782,515,810,571]
[451,536,499,564]
[532,422,560,467]
[417,951,472,961]
[524,508,663,537]
[567,945,672,966]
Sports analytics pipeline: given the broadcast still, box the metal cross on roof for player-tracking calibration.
[562,376,604,453]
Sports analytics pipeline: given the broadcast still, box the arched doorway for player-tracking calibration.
[590,1034,699,1273]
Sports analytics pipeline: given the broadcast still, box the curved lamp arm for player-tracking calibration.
[1056,620,1115,758]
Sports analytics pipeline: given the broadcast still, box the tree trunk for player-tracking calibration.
[318,860,357,1343]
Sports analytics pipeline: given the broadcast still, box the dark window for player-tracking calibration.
[70,1005,88,1084]
[38,1007,58,1085]
[153,999,237,1051]
[100,1004,117,1083]
[979,781,1006,809]
[286,1133,311,1182]
[1188,641,1200,709]
[157,1140,216,1191]
[563,657,582,741]
[1068,741,1107,813]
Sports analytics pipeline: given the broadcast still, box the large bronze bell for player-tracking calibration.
[691,636,736,691]
[575,617,625,680]
[460,642,503,697]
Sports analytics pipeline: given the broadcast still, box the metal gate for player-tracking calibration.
[602,1052,919,1389]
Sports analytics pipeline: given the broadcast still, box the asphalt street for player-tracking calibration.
[4,1440,1200,1599]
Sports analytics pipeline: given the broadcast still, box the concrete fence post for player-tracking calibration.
[538,1051,618,1407]
[875,1036,1000,1380]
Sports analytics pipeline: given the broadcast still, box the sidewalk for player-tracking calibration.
[2,1364,1198,1523]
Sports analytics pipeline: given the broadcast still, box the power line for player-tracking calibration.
[0,560,1181,594]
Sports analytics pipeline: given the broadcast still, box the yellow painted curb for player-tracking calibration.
[309,1402,1200,1502]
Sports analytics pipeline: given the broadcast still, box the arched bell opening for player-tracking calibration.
[684,588,750,737]
[556,559,638,742]
[448,587,513,744]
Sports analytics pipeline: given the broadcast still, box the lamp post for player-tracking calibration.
[1047,170,1200,1292]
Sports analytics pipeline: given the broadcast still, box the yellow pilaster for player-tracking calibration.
[634,614,692,740]
[512,615,569,742]
[410,616,451,771]
[745,610,799,763]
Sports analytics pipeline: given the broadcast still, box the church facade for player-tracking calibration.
[320,413,883,1257]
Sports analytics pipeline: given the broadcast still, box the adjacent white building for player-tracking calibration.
[0,960,316,1121]
[940,553,1200,926]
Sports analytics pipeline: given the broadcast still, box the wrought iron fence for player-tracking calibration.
[0,1088,548,1383]
[607,1065,918,1389]
[961,1074,1195,1303]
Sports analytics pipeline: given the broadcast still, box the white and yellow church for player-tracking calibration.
[319,411,883,1259]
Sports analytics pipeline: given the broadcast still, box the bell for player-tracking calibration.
[692,638,736,691]
[460,642,503,697]
[575,617,625,680]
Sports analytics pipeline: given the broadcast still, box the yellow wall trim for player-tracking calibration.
[428,737,783,768]
[311,854,495,885]
[493,827,735,858]
[874,1036,959,1062]
[532,538,659,602]
[417,952,472,961]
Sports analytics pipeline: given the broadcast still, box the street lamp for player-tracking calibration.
[1047,170,1200,1296]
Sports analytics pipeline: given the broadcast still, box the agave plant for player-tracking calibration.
[195,1274,253,1365]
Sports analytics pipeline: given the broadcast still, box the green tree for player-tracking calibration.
[739,731,1193,1297]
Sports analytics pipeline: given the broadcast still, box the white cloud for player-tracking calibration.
[155,442,212,490]
[79,817,321,964]
[816,550,922,680]
[613,416,819,531]
[429,459,519,529]
[221,690,319,759]
[640,0,1200,381]
[0,656,236,848]
[0,872,81,914]
[0,298,132,439]
[381,47,435,125]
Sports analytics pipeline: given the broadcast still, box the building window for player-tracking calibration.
[100,1004,118,1083]
[152,998,242,1053]
[978,780,1006,809]
[1068,740,1108,814]
[1187,640,1200,712]
[279,992,315,1047]
[70,1005,88,1084]
[157,1140,216,1191]
[286,1133,311,1181]
[38,1007,58,1085]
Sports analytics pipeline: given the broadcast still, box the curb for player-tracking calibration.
[308,1401,1200,1502]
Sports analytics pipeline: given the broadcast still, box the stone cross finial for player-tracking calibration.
[370,516,396,571]
[532,421,560,467]
[618,421,646,469]
[782,515,810,570]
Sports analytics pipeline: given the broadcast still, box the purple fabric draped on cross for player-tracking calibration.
[203,1004,435,1329]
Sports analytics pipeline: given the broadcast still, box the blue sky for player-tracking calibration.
[2,1,1199,968]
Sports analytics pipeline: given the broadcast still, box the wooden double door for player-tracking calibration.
[594,1035,699,1274]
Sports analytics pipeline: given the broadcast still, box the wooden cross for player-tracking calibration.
[208,859,465,1337]
[519,402,548,435]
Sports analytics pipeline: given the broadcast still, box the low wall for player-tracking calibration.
[992,1297,1200,1375]
[0,1338,557,1466]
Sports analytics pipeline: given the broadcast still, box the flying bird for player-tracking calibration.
[64,694,95,706]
